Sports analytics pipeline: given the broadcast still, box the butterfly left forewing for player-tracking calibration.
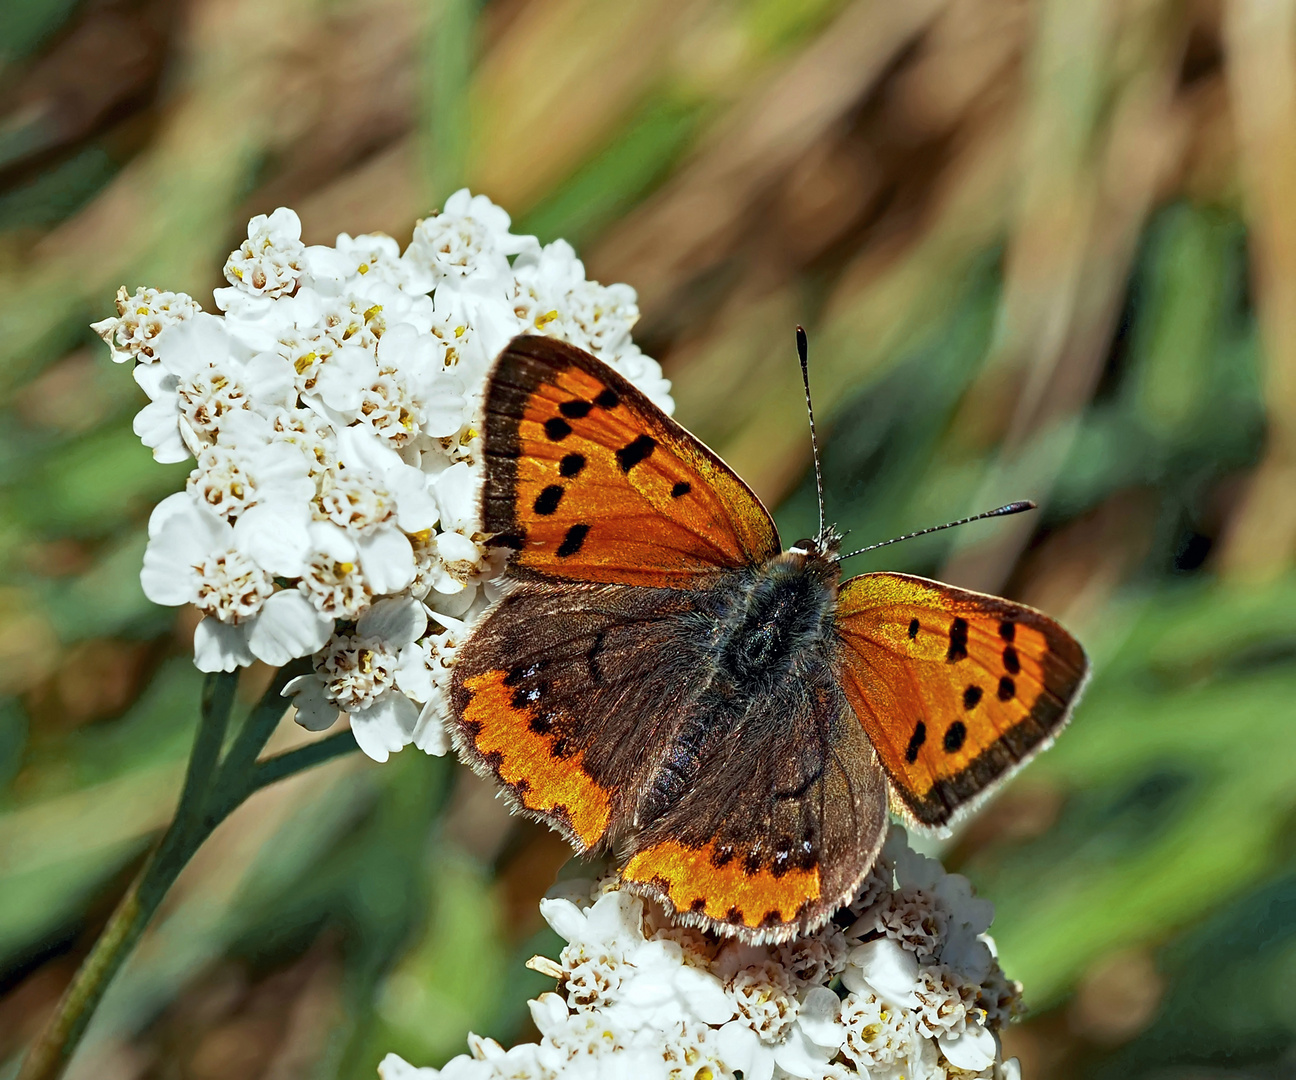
[834,572,1088,831]
[481,335,780,587]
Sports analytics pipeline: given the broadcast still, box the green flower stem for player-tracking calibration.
[245,728,360,795]
[19,662,359,1080]
[171,671,238,841]
[215,659,312,780]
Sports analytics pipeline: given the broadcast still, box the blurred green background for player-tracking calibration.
[2,0,1295,1077]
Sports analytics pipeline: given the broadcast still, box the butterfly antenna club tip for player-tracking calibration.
[796,326,827,545]
[837,500,1038,562]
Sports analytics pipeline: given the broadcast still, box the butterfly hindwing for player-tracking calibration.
[619,658,889,943]
[481,335,781,587]
[834,572,1089,830]
[450,581,708,852]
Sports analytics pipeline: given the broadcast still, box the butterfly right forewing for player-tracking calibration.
[834,572,1088,830]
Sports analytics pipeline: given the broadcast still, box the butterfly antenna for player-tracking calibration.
[797,326,827,544]
[836,501,1037,563]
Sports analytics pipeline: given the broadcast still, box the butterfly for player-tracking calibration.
[449,333,1088,943]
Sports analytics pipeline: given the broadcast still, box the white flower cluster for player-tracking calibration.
[94,191,672,762]
[379,829,1022,1080]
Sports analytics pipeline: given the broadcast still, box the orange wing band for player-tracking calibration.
[460,669,612,849]
[622,839,821,929]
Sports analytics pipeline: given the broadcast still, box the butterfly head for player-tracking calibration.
[783,527,842,565]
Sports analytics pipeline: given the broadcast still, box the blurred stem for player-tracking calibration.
[19,663,359,1080]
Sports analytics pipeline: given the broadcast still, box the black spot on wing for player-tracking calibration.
[908,618,920,640]
[616,434,656,472]
[1000,620,1016,641]
[963,685,983,710]
[771,848,791,878]
[511,684,542,710]
[998,675,1015,701]
[594,388,619,409]
[671,481,691,498]
[943,721,967,753]
[544,417,572,441]
[1003,646,1021,674]
[556,523,589,557]
[560,453,586,478]
[947,617,969,662]
[905,721,927,763]
[533,485,564,515]
[559,399,592,418]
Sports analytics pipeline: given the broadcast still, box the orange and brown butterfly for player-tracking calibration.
[449,332,1088,943]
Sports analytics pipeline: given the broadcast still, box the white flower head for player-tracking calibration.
[284,595,427,762]
[838,989,915,1073]
[92,285,202,364]
[298,521,368,619]
[302,231,418,294]
[225,207,306,298]
[141,494,327,673]
[186,436,313,522]
[405,188,538,295]
[105,191,670,762]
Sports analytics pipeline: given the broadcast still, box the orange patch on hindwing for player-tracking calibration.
[460,669,611,849]
[622,839,821,928]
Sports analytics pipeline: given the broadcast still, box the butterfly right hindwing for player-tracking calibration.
[619,656,888,942]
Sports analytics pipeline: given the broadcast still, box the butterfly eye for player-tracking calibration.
[788,538,819,557]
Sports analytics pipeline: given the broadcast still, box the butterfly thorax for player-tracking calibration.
[710,541,842,687]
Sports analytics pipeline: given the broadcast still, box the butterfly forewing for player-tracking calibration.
[833,572,1088,829]
[481,336,781,587]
